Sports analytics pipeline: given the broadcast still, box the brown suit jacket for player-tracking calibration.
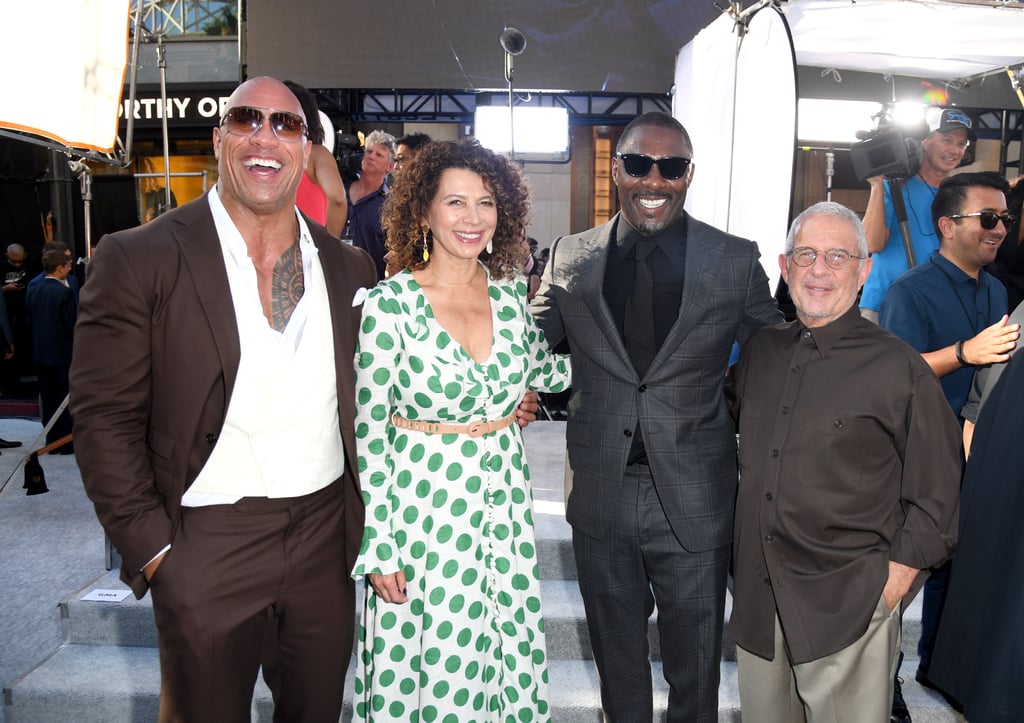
[70,195,376,598]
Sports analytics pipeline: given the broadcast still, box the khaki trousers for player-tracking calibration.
[737,594,901,723]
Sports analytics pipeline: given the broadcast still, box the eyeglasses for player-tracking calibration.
[220,106,306,142]
[946,211,1017,230]
[789,247,866,270]
[616,153,692,181]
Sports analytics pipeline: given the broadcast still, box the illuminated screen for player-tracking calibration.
[798,99,884,144]
[474,106,570,162]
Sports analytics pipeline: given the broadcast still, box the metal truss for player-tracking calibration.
[314,89,673,126]
[131,0,236,36]
[974,107,1022,134]
[967,108,1023,176]
[995,109,1024,176]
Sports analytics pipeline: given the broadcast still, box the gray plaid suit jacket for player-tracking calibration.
[532,212,780,551]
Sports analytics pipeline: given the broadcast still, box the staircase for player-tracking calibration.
[3,423,966,721]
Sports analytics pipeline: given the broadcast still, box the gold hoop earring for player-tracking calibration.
[421,226,430,263]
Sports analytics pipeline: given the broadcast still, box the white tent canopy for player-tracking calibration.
[5,0,1020,158]
[786,0,1024,80]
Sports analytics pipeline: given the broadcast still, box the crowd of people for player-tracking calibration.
[859,106,1022,722]
[64,74,1024,723]
[0,240,79,454]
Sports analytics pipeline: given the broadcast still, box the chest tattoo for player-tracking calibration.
[271,243,304,331]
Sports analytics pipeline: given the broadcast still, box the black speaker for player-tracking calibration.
[500,28,527,56]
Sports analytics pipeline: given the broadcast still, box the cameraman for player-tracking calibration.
[859,109,975,322]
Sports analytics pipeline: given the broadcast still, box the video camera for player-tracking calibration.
[850,117,922,182]
[334,131,363,185]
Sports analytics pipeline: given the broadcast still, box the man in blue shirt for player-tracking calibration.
[343,130,395,279]
[861,109,975,321]
[880,171,1020,715]
[882,172,1018,412]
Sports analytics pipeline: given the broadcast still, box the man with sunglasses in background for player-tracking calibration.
[532,111,780,721]
[729,201,961,722]
[860,108,976,325]
[879,171,1020,716]
[393,131,431,177]
[71,76,377,722]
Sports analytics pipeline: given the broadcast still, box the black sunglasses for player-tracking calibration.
[220,106,307,142]
[946,211,1017,230]
[616,153,692,180]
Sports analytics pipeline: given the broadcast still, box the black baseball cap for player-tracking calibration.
[929,108,976,143]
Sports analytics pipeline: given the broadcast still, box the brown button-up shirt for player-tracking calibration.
[728,306,960,664]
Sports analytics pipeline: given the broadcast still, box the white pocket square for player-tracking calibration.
[352,287,368,307]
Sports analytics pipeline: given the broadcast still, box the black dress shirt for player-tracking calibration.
[603,215,686,350]
[728,306,961,664]
[603,216,686,463]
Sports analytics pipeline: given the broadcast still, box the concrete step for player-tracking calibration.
[62,571,930,667]
[534,506,576,580]
[5,644,275,723]
[60,572,663,661]
[61,574,157,649]
[4,645,964,723]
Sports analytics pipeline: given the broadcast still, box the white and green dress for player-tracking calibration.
[351,268,571,723]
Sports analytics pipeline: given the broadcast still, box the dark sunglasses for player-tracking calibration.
[946,211,1017,230]
[220,106,306,142]
[616,153,692,180]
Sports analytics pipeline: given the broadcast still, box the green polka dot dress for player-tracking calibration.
[351,268,570,722]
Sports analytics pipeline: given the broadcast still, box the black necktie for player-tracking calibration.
[625,241,657,377]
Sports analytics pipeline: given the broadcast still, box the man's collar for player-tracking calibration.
[933,250,986,284]
[797,305,862,357]
[358,173,389,194]
[614,214,687,257]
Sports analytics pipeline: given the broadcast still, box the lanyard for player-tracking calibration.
[930,256,990,336]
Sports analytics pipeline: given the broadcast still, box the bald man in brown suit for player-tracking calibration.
[71,77,376,722]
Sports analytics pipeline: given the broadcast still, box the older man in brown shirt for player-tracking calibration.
[728,201,961,722]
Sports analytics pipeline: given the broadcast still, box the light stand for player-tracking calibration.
[155,35,172,214]
[499,28,526,161]
[69,160,93,262]
[124,4,173,219]
[797,145,847,205]
[825,149,834,202]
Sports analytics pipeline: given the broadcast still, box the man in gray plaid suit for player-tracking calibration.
[532,112,780,721]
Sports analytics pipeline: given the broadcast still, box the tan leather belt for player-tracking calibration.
[390,412,517,438]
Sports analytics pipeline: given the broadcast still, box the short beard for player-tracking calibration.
[621,213,669,237]
[633,219,668,236]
